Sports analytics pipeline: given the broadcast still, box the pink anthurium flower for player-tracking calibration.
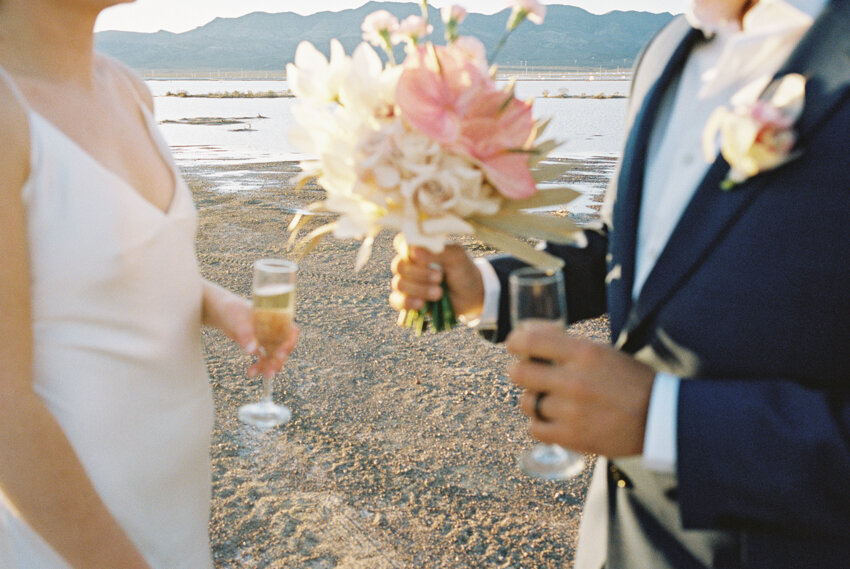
[396,44,536,198]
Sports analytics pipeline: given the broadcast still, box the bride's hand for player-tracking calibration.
[202,281,298,377]
[246,323,299,379]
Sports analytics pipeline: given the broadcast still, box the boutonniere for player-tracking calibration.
[702,73,806,190]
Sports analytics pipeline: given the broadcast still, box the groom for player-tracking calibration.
[389,0,850,567]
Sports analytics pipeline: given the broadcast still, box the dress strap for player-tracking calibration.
[0,65,37,200]
[0,65,31,111]
[105,58,154,117]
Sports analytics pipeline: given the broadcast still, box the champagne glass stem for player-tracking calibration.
[261,373,275,403]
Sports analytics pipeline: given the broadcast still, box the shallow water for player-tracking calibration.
[150,79,629,167]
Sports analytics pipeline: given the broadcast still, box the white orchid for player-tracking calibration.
[285,40,349,104]
[338,43,398,118]
[287,40,401,179]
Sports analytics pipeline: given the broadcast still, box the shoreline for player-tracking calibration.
[187,157,614,568]
[161,91,626,100]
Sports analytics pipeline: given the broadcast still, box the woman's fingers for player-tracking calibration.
[245,325,299,378]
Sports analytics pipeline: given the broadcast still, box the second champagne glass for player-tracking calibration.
[509,266,585,480]
[239,258,297,429]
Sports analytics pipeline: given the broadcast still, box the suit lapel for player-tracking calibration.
[608,21,702,342]
[622,0,850,345]
[775,0,850,140]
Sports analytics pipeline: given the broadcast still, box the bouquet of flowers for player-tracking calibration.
[287,0,580,333]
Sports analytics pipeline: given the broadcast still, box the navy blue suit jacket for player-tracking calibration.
[489,1,850,567]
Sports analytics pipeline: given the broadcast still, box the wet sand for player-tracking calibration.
[185,157,615,569]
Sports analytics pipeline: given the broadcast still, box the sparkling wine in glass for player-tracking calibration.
[509,266,585,480]
[239,258,297,429]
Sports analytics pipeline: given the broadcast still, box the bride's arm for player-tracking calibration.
[0,80,151,569]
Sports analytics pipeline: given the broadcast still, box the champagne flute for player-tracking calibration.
[509,266,585,480]
[239,258,297,429]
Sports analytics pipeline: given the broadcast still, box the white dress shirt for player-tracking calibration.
[473,0,828,472]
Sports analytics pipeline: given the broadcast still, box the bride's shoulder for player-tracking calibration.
[0,74,31,195]
[96,53,155,113]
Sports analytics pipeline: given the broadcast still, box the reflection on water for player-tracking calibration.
[150,79,628,167]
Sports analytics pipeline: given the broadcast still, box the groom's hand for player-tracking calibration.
[506,321,656,457]
[389,235,485,320]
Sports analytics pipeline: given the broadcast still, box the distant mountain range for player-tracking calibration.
[95,2,675,74]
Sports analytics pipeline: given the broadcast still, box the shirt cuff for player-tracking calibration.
[459,258,501,329]
[642,372,680,474]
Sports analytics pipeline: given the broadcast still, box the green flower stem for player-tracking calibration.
[489,9,529,65]
[489,32,510,66]
[440,281,458,329]
[432,297,444,331]
[380,29,396,65]
[399,280,458,336]
[445,20,459,43]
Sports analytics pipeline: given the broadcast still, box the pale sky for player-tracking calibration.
[95,1,688,34]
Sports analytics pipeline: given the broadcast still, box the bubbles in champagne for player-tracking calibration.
[252,284,294,353]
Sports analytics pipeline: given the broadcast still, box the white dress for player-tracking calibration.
[0,68,215,569]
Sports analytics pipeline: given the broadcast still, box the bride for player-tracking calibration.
[0,1,297,567]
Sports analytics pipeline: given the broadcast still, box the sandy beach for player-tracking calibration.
[186,157,615,569]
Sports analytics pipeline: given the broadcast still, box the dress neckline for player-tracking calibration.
[0,64,180,217]
[29,109,182,218]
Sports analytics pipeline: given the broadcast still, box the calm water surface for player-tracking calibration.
[148,80,629,166]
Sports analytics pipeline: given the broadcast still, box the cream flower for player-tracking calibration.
[440,4,467,24]
[450,36,488,71]
[703,73,805,189]
[361,10,400,47]
[441,5,468,25]
[508,0,547,30]
[347,119,502,253]
[441,5,468,42]
[401,154,497,218]
[394,15,434,46]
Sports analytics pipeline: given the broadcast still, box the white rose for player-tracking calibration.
[400,153,499,218]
